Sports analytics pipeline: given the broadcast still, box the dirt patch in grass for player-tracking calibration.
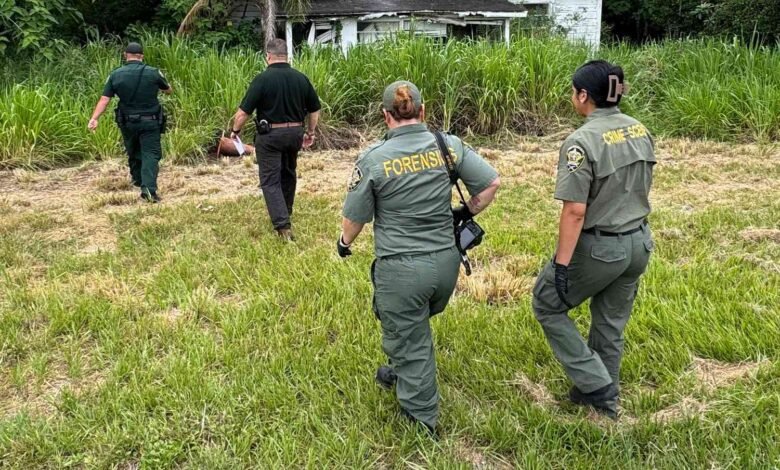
[634,357,766,425]
[649,397,710,424]
[507,373,556,407]
[0,366,107,420]
[691,357,765,392]
[740,228,780,244]
[454,439,514,470]
[159,307,186,325]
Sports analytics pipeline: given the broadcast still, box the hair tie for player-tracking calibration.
[607,75,624,103]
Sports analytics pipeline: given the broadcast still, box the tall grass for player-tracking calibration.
[1,34,778,168]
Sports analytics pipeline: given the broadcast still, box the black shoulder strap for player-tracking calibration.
[432,130,468,205]
[128,65,147,104]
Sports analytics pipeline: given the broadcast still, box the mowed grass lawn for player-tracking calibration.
[0,138,778,468]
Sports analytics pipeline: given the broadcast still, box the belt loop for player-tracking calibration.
[594,227,601,239]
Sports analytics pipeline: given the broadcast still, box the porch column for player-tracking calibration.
[341,18,358,55]
[285,20,294,59]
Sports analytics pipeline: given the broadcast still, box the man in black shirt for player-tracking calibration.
[231,39,321,241]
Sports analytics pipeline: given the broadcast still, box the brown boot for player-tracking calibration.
[276,228,295,242]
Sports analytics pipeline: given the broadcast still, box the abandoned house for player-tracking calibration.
[230,0,603,55]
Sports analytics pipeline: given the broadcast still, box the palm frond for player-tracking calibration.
[178,0,212,36]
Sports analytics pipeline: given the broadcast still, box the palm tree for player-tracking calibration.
[178,0,309,47]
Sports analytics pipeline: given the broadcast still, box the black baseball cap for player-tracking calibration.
[125,42,144,54]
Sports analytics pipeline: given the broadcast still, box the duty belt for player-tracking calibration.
[270,122,303,128]
[583,220,648,237]
[125,114,158,121]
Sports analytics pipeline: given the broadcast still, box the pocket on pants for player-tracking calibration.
[591,245,627,263]
[532,261,554,298]
[374,258,424,315]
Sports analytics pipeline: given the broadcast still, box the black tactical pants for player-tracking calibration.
[255,127,305,230]
[120,119,162,192]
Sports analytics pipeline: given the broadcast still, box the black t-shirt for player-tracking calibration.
[239,63,321,123]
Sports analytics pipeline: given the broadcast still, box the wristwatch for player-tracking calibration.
[231,128,241,134]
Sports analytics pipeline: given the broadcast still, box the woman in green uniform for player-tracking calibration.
[533,60,656,419]
[338,81,500,434]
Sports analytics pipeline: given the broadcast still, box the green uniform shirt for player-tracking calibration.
[239,63,321,123]
[343,123,498,258]
[554,107,656,233]
[103,60,170,115]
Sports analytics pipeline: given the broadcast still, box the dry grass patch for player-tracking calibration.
[457,255,537,304]
[0,360,107,420]
[87,192,140,211]
[194,164,222,176]
[649,397,710,424]
[507,373,556,407]
[453,439,513,470]
[477,148,501,161]
[653,138,780,207]
[691,357,765,392]
[159,307,186,325]
[740,228,780,244]
[11,168,40,184]
[95,175,133,192]
[741,254,780,274]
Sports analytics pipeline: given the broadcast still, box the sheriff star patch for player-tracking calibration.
[566,145,586,173]
[347,165,363,192]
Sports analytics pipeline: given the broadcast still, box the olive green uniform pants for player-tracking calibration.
[120,120,162,192]
[533,227,653,393]
[372,246,461,429]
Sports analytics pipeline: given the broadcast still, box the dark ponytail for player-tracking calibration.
[572,60,625,108]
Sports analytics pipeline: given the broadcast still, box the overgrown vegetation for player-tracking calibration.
[0,139,777,467]
[1,35,779,168]
[603,0,780,43]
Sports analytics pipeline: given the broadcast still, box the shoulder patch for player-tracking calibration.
[347,165,363,192]
[566,145,586,173]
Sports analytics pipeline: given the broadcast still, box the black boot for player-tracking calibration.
[400,408,437,437]
[140,188,161,203]
[375,365,397,390]
[569,383,619,420]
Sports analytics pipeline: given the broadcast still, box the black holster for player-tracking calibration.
[158,107,167,134]
[256,119,271,135]
[114,108,125,128]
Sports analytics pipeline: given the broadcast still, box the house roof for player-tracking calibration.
[232,0,527,19]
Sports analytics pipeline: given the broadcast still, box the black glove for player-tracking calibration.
[452,204,474,225]
[553,261,575,309]
[337,235,352,258]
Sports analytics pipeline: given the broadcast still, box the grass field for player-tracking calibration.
[0,135,778,468]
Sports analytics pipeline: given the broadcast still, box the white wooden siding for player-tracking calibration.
[520,0,602,47]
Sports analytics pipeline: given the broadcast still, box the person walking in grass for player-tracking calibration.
[88,42,172,203]
[229,39,321,242]
[337,81,500,435]
[532,60,656,420]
